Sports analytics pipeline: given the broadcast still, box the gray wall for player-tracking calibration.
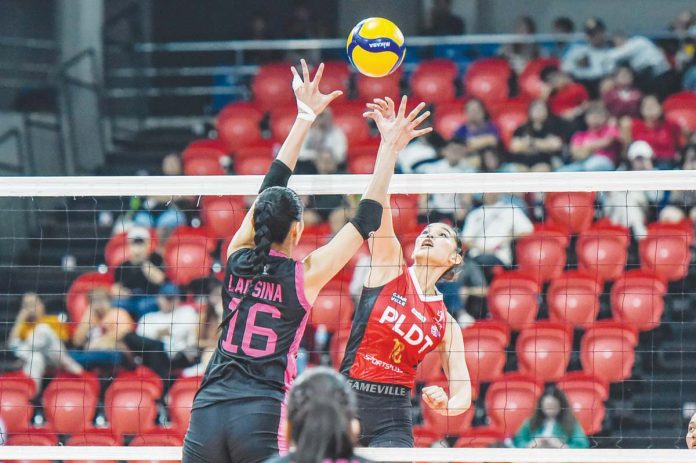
[338,0,421,36]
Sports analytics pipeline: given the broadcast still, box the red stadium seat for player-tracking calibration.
[330,328,352,368]
[252,62,294,111]
[519,57,560,99]
[611,270,667,331]
[0,372,36,433]
[201,195,247,238]
[105,230,158,269]
[663,91,696,111]
[577,223,630,282]
[665,107,696,131]
[462,320,510,384]
[516,321,573,381]
[332,103,371,145]
[494,104,528,149]
[42,373,99,434]
[168,376,202,437]
[487,270,540,330]
[65,429,122,463]
[391,194,420,238]
[639,222,692,281]
[129,428,183,463]
[485,373,543,435]
[348,153,376,174]
[464,59,511,106]
[164,233,213,286]
[182,139,228,176]
[580,321,638,383]
[416,350,446,385]
[421,380,475,439]
[117,366,164,399]
[104,379,159,435]
[270,105,299,142]
[454,426,507,448]
[410,59,458,104]
[235,156,273,176]
[67,271,114,322]
[311,293,354,333]
[515,229,568,283]
[545,192,596,234]
[347,139,380,162]
[556,372,609,435]
[413,425,441,447]
[356,69,402,102]
[547,270,602,328]
[234,140,276,161]
[168,226,217,252]
[317,61,351,96]
[216,102,263,152]
[7,430,57,463]
[434,100,467,140]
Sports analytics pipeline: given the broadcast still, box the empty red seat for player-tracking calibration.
[464,59,511,106]
[580,321,638,383]
[270,105,298,142]
[164,236,213,286]
[105,230,158,269]
[356,69,402,102]
[7,430,57,463]
[611,270,667,331]
[332,103,371,146]
[547,270,602,328]
[485,373,543,434]
[421,380,474,439]
[65,429,122,463]
[462,320,510,384]
[317,61,351,96]
[117,365,164,399]
[168,376,202,437]
[665,107,696,131]
[639,222,692,281]
[348,153,376,174]
[252,62,294,111]
[347,139,380,162]
[545,192,596,234]
[519,57,560,99]
[182,139,228,176]
[129,428,183,463]
[311,293,354,333]
[216,102,263,152]
[201,195,247,238]
[67,271,114,322]
[516,321,572,381]
[515,229,567,283]
[494,104,528,149]
[434,101,466,140]
[577,223,630,282]
[330,328,352,369]
[413,425,441,448]
[234,140,275,161]
[416,350,445,385]
[487,270,540,330]
[454,426,506,448]
[0,372,36,433]
[556,372,609,435]
[42,373,99,434]
[104,379,159,435]
[390,194,420,238]
[235,156,273,175]
[663,91,696,111]
[410,59,458,104]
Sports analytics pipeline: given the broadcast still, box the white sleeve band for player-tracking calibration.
[296,99,316,122]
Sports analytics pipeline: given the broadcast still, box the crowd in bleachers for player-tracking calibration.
[3,9,696,451]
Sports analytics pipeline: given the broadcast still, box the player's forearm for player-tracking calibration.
[446,382,473,416]
[361,140,399,205]
[275,118,313,171]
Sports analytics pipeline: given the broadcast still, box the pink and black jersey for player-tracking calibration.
[194,249,311,407]
[340,266,447,389]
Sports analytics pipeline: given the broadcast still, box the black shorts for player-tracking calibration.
[349,378,414,448]
[182,397,283,463]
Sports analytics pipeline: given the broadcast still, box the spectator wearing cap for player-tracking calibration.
[122,283,200,381]
[561,17,611,96]
[559,103,620,172]
[687,411,695,449]
[602,65,643,119]
[539,66,589,121]
[603,141,659,238]
[112,226,166,319]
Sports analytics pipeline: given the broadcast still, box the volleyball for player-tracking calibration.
[346,17,406,78]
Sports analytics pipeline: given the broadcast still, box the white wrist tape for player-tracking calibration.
[292,74,316,122]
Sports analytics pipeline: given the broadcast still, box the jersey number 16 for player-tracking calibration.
[221,298,280,357]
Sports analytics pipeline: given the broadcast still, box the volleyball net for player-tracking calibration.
[1,171,695,461]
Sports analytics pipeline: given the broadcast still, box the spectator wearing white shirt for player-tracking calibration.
[296,109,347,174]
[561,17,611,97]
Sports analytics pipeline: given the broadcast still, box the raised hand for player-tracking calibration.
[364,95,432,152]
[290,59,343,118]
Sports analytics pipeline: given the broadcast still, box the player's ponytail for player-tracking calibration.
[288,367,358,463]
[250,200,274,275]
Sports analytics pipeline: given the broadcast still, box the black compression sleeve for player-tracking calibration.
[259,160,293,193]
[349,199,383,240]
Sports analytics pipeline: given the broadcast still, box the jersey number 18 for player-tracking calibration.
[221,298,279,357]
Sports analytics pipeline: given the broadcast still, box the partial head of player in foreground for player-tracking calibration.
[687,411,696,449]
[266,367,372,463]
[339,96,472,448]
[183,60,433,463]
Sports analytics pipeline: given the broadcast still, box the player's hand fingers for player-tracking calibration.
[366,103,381,111]
[385,96,395,115]
[412,110,431,127]
[407,102,427,122]
[312,62,324,86]
[301,59,310,83]
[326,90,343,104]
[374,98,389,111]
[291,66,301,83]
[397,95,408,119]
[413,127,433,137]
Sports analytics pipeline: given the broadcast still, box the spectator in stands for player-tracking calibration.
[513,388,590,448]
[670,11,696,73]
[550,16,576,57]
[297,109,347,174]
[0,417,5,446]
[561,17,611,96]
[183,279,223,377]
[73,288,134,351]
[8,293,82,393]
[508,99,569,172]
[460,192,534,284]
[246,15,276,64]
[660,144,696,224]
[398,132,443,174]
[453,98,501,154]
[122,283,199,380]
[559,103,620,172]
[621,94,683,169]
[112,226,167,319]
[687,411,696,449]
[602,65,643,119]
[540,66,589,121]
[498,16,540,73]
[421,0,465,36]
[604,31,674,99]
[603,141,659,238]
[302,149,350,234]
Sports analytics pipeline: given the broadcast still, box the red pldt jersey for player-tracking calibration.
[340,266,447,388]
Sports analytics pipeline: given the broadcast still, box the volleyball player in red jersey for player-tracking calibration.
[183,60,433,463]
[340,97,473,448]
